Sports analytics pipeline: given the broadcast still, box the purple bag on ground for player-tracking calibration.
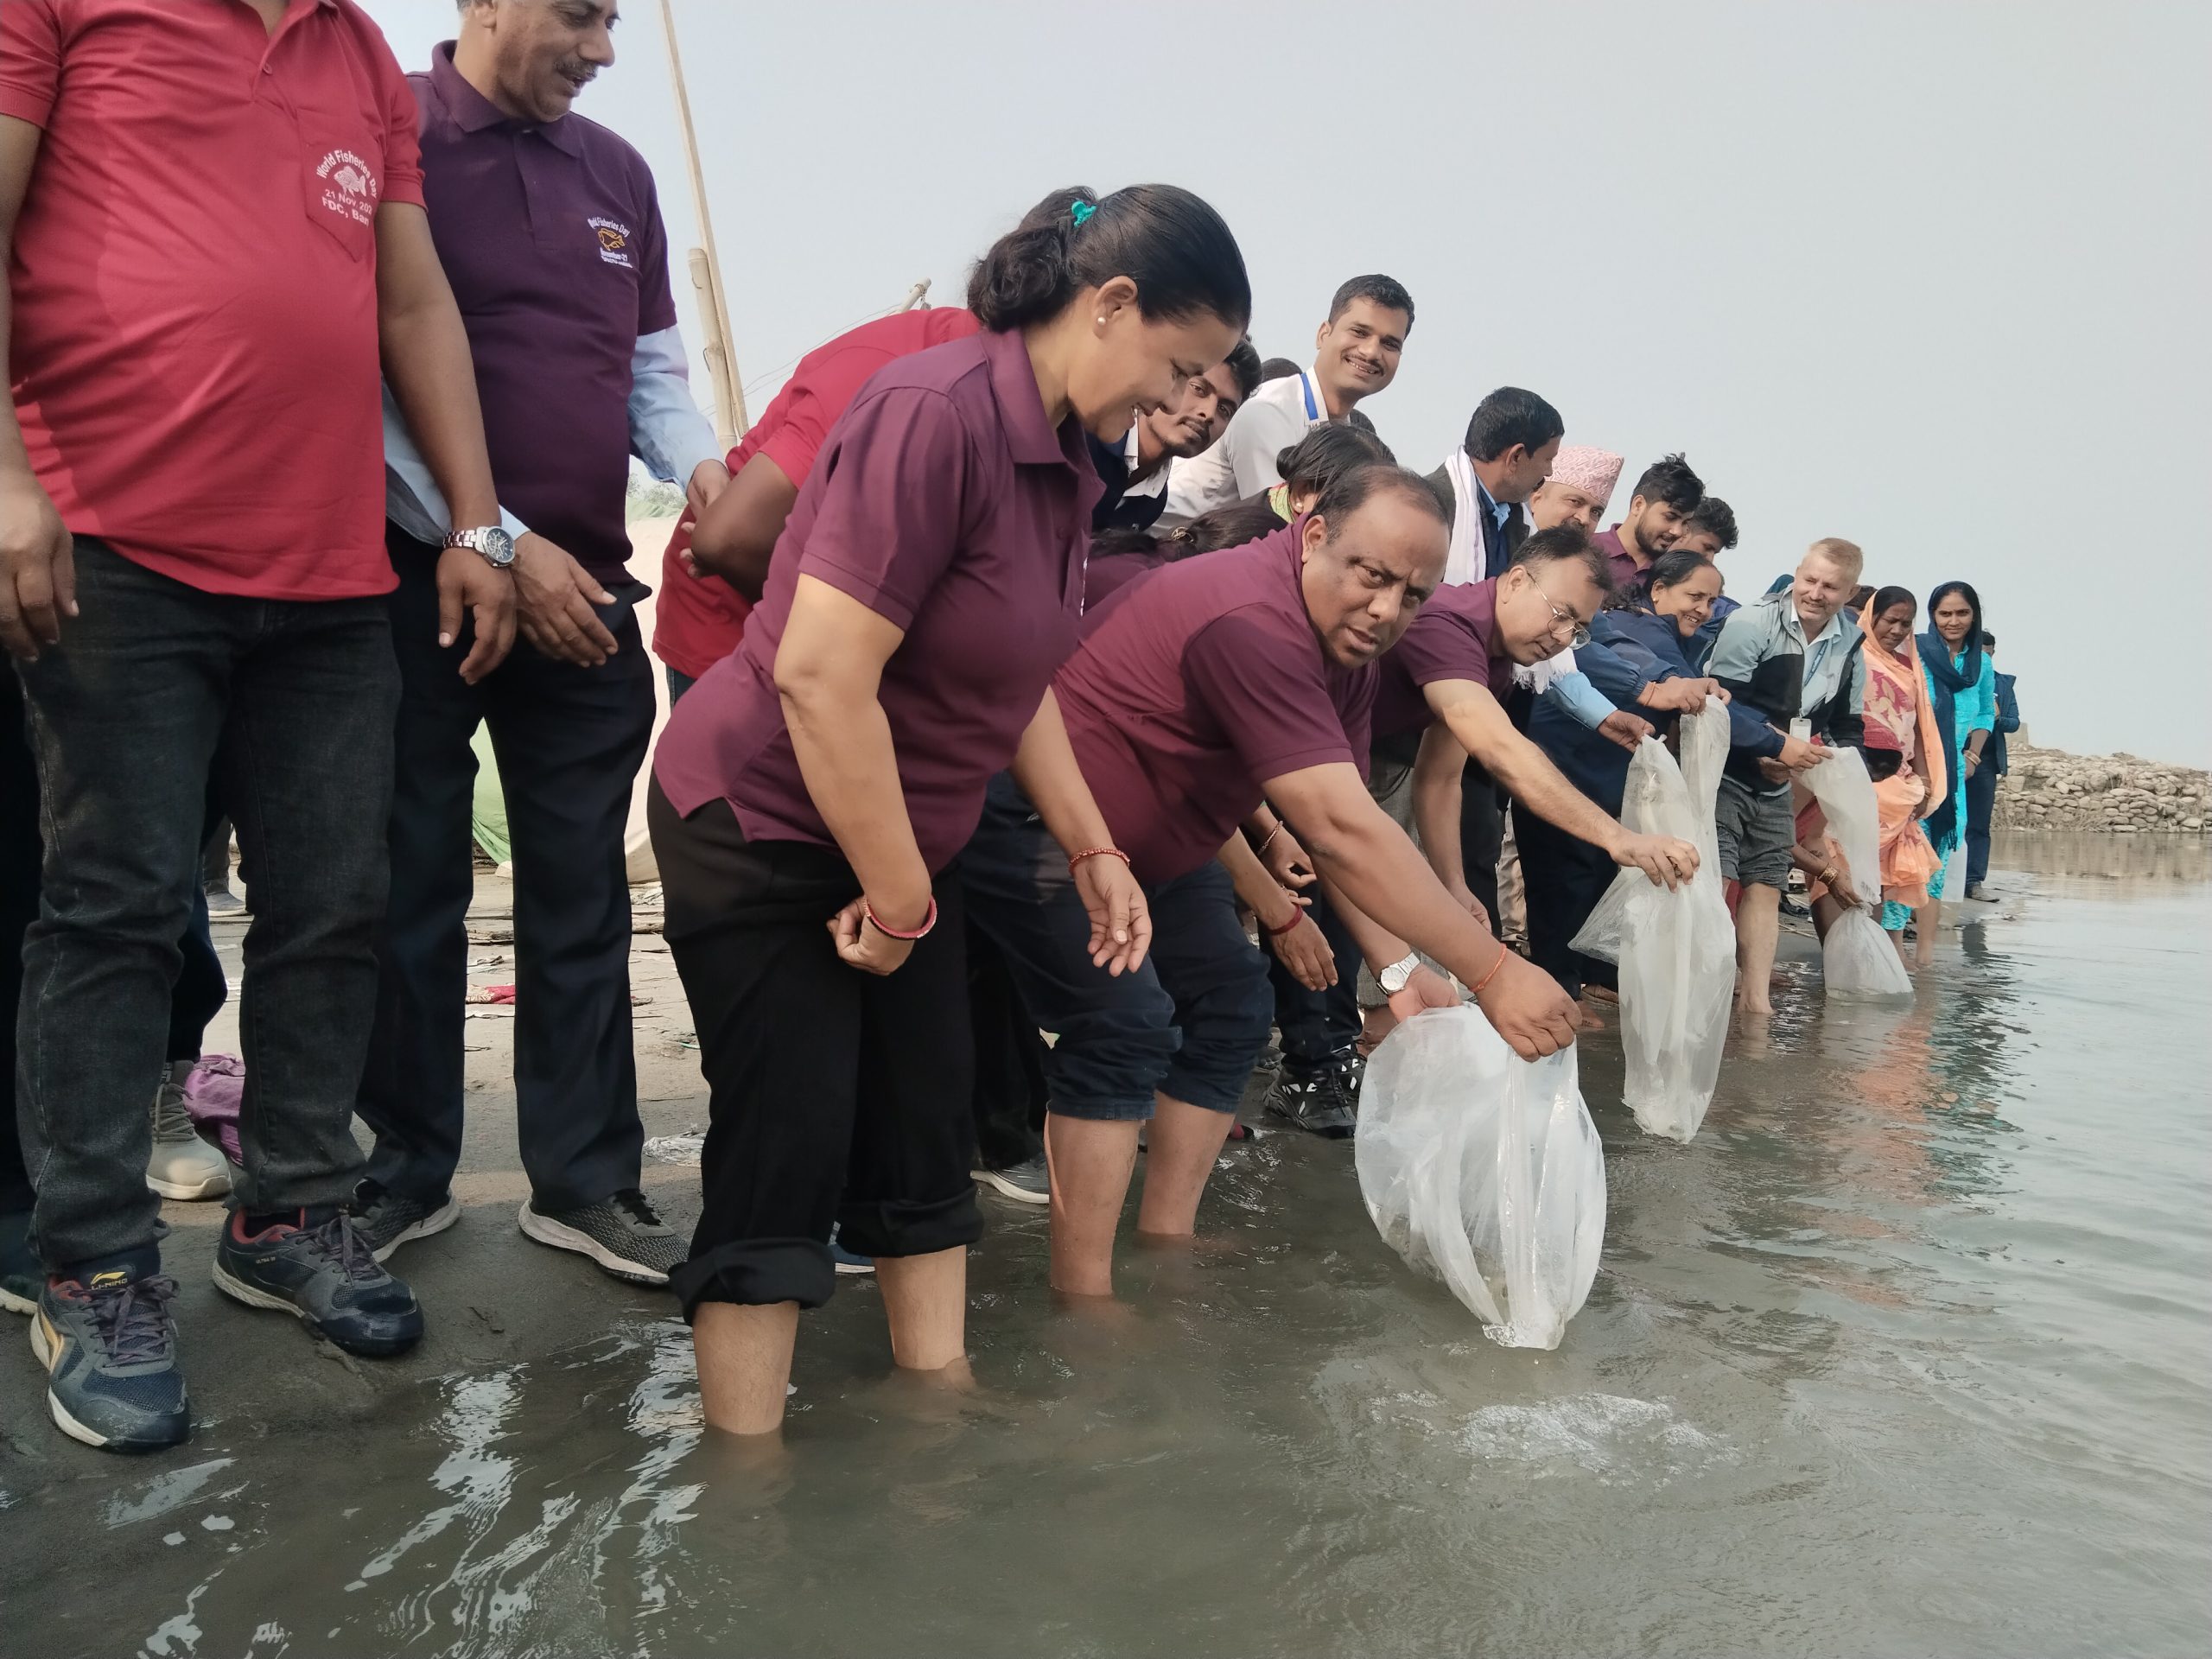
[183,1054,245,1166]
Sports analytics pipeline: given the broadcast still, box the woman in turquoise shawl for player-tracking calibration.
[1919,581,1997,907]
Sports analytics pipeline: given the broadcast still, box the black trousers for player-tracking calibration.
[1459,760,1507,928]
[650,783,982,1317]
[968,920,1049,1170]
[1516,804,1618,998]
[355,528,655,1211]
[1267,880,1363,1076]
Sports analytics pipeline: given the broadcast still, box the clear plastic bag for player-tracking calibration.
[1797,746,1880,913]
[1822,906,1914,999]
[1355,1006,1605,1350]
[1568,702,1736,1141]
[1796,747,1914,999]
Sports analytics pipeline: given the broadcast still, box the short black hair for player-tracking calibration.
[1174,499,1287,557]
[1218,339,1262,402]
[1462,387,1564,465]
[1274,424,1395,499]
[1629,452,1704,514]
[1258,357,1302,382]
[1313,463,1447,537]
[1980,629,1997,651]
[1511,524,1614,599]
[1681,493,1738,550]
[1326,274,1414,333]
[968,184,1250,334]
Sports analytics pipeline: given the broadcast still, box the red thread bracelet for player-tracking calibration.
[1067,846,1130,878]
[1470,940,1510,996]
[1264,909,1304,938]
[862,894,938,941]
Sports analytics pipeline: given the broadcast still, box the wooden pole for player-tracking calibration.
[658,0,747,442]
[895,277,932,313]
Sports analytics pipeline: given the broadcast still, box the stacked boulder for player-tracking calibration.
[1996,741,2210,834]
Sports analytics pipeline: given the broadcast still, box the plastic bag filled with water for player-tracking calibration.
[1355,1006,1605,1350]
[1569,702,1735,1140]
[1822,906,1913,999]
[1796,747,1914,999]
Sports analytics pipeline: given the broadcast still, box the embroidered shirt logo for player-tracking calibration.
[315,149,380,227]
[589,215,634,268]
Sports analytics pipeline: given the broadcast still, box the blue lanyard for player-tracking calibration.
[1299,372,1319,422]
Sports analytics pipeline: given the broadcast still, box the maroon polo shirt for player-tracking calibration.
[1054,521,1375,886]
[0,0,422,600]
[1371,577,1514,741]
[653,327,1101,873]
[1593,525,1644,589]
[410,42,676,580]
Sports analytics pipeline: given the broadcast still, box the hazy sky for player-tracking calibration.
[365,1,2209,766]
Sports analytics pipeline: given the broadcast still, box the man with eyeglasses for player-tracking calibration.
[1376,528,1705,942]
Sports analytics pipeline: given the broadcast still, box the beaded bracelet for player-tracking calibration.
[1067,846,1131,878]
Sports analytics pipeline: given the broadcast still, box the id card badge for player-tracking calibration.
[1789,718,1814,744]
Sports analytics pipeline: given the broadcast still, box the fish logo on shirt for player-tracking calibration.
[588,216,634,269]
[315,149,380,227]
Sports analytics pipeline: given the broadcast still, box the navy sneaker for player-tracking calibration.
[1,1210,37,1316]
[829,1224,874,1276]
[212,1208,423,1357]
[29,1264,190,1451]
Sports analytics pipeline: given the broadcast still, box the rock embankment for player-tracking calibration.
[1995,741,2209,834]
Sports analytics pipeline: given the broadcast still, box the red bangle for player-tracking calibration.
[1470,940,1510,997]
[1264,910,1305,938]
[1067,846,1130,878]
[862,894,937,941]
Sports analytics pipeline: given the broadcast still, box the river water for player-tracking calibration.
[8,834,2209,1657]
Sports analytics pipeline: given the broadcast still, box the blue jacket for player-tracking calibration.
[1529,609,1697,814]
[1991,670,2019,774]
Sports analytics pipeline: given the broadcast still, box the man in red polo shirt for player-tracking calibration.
[652,305,984,697]
[0,0,515,1452]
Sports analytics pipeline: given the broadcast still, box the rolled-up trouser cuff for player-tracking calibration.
[836,1185,983,1261]
[1047,1091,1159,1123]
[673,1236,836,1319]
[1163,1058,1259,1114]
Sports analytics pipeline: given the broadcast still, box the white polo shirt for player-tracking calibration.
[1156,364,1325,529]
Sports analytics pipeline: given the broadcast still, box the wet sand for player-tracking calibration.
[3,833,2207,1658]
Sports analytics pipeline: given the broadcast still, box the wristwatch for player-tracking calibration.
[1378,952,1422,995]
[444,525,516,569]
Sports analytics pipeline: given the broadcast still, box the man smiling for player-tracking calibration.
[359,0,727,1286]
[1090,340,1261,533]
[1157,276,1414,526]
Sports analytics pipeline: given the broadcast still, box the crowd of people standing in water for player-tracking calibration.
[0,0,2023,1452]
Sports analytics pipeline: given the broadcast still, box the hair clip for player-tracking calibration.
[1071,200,1096,227]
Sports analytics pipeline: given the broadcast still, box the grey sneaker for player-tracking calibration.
[1266,1065,1359,1139]
[148,1061,232,1202]
[1966,883,1997,902]
[971,1154,1049,1205]
[518,1188,683,1286]
[351,1179,461,1263]
[31,1266,190,1451]
[213,1208,424,1357]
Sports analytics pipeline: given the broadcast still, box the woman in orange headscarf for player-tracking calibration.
[1856,587,1947,954]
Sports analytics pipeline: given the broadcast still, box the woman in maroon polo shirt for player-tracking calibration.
[648,186,1249,1436]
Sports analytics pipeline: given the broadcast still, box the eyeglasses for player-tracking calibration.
[1526,573,1591,648]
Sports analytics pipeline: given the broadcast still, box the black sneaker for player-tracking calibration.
[29,1265,190,1451]
[1,1210,37,1316]
[970,1154,1050,1206]
[212,1208,424,1357]
[351,1178,461,1263]
[1266,1065,1359,1139]
[518,1188,684,1286]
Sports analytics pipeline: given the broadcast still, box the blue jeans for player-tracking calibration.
[962,776,1272,1122]
[1268,880,1361,1075]
[12,539,397,1271]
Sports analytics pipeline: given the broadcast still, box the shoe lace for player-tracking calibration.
[302,1213,384,1283]
[151,1079,196,1140]
[611,1188,664,1229]
[87,1274,180,1366]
